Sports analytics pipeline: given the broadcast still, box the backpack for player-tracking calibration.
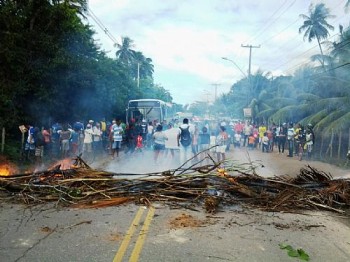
[179,126,191,147]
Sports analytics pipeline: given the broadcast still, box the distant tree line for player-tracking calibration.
[192,3,350,162]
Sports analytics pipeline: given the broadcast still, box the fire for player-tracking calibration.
[48,158,76,171]
[0,163,18,176]
[0,166,11,176]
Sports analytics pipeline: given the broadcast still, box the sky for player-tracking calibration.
[87,0,349,105]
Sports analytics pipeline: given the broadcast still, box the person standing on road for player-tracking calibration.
[287,123,295,157]
[59,124,71,158]
[305,129,313,159]
[262,132,269,153]
[177,118,194,165]
[258,123,267,149]
[191,125,199,161]
[153,124,168,163]
[216,126,228,163]
[243,122,252,147]
[83,124,94,160]
[42,126,51,159]
[146,121,154,149]
[198,126,210,163]
[278,123,287,154]
[164,123,179,159]
[111,120,123,159]
[135,133,143,153]
[233,131,241,148]
[92,122,103,157]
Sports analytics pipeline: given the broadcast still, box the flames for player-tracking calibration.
[48,158,77,171]
[0,162,18,176]
[0,157,80,177]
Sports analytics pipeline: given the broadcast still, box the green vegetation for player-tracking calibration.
[279,243,310,261]
[0,0,173,132]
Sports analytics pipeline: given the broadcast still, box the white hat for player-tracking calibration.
[89,120,94,123]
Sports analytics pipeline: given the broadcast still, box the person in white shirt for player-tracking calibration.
[164,123,179,159]
[146,121,154,149]
[83,124,94,160]
[111,120,123,159]
[92,123,103,156]
[153,124,168,163]
[287,123,295,157]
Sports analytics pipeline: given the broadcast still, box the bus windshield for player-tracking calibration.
[126,99,165,124]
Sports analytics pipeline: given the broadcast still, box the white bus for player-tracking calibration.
[126,99,174,125]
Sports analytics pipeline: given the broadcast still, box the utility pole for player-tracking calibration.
[211,83,221,101]
[137,62,140,89]
[241,44,260,107]
[241,44,260,78]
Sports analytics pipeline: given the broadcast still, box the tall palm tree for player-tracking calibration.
[115,36,135,65]
[299,3,334,68]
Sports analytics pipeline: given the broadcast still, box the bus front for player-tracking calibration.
[126,99,163,125]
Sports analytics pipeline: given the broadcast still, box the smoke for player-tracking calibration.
[98,150,183,177]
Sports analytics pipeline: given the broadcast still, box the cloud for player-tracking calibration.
[88,0,350,104]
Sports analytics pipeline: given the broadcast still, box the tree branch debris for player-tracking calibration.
[0,156,349,214]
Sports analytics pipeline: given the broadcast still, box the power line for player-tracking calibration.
[270,33,340,73]
[300,62,350,81]
[245,0,289,43]
[86,7,120,47]
[259,17,301,46]
[248,0,297,44]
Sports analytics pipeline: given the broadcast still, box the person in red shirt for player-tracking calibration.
[135,133,143,153]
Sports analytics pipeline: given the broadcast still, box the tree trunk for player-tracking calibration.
[325,129,334,158]
[316,35,326,71]
[338,131,342,159]
[1,127,5,154]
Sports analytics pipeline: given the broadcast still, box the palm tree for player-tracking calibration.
[330,26,350,65]
[51,0,88,17]
[115,36,135,65]
[132,51,154,80]
[299,3,334,68]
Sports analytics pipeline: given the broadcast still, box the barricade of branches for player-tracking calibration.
[0,156,349,215]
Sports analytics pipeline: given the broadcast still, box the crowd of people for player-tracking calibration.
[22,117,315,167]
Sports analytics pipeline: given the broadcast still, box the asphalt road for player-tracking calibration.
[1,147,350,261]
[1,202,350,262]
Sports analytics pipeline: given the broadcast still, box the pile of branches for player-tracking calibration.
[0,156,349,214]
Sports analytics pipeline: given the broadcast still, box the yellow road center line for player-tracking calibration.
[113,207,145,262]
[129,206,156,262]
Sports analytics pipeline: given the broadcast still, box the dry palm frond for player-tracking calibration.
[0,157,350,215]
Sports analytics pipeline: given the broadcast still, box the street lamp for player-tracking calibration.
[222,57,247,79]
[222,57,250,107]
